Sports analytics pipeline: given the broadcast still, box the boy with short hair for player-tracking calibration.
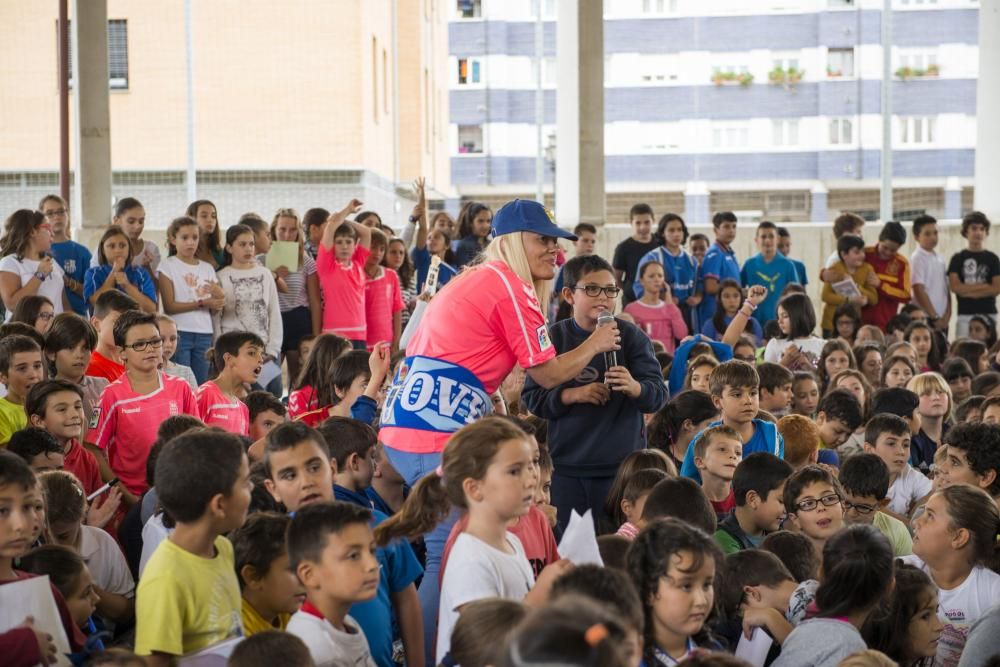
[679,360,784,483]
[553,222,598,296]
[820,235,878,334]
[910,214,950,332]
[693,424,742,518]
[135,430,251,665]
[7,427,64,474]
[758,362,794,417]
[44,312,108,429]
[286,502,380,667]
[85,291,139,383]
[935,421,1000,503]
[317,199,372,346]
[718,550,808,647]
[948,211,1000,338]
[820,212,866,281]
[783,464,845,554]
[776,226,807,286]
[714,452,793,555]
[815,388,864,452]
[863,413,931,520]
[244,390,287,443]
[982,395,1000,425]
[698,211,741,325]
[41,194,91,317]
[612,204,659,306]
[776,414,820,470]
[871,387,922,436]
[740,221,800,326]
[230,511,301,636]
[197,331,265,436]
[862,221,911,329]
[839,453,912,557]
[295,346,390,428]
[521,254,667,526]
[0,334,44,446]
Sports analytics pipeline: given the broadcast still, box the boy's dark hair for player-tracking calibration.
[155,430,246,523]
[112,310,158,348]
[44,313,97,356]
[833,212,865,239]
[212,331,265,371]
[689,232,709,246]
[228,631,314,667]
[757,362,794,394]
[961,210,991,238]
[287,501,373,571]
[944,422,1000,495]
[718,550,795,618]
[760,530,819,582]
[763,319,783,340]
[757,220,778,234]
[147,415,204,488]
[839,453,890,500]
[7,427,62,465]
[864,413,910,448]
[0,334,41,374]
[596,534,631,571]
[562,255,615,288]
[732,452,793,507]
[24,379,83,419]
[816,388,864,431]
[783,464,843,515]
[942,357,975,383]
[549,563,643,633]
[231,511,291,589]
[244,390,287,420]
[870,388,920,420]
[93,289,139,320]
[0,323,45,352]
[573,222,597,236]
[0,449,38,491]
[264,421,328,478]
[886,315,913,338]
[629,203,654,221]
[708,360,759,398]
[18,545,85,601]
[911,214,937,237]
[776,226,791,239]
[316,417,378,469]
[537,440,553,472]
[878,221,906,246]
[972,372,1000,398]
[330,351,372,406]
[302,207,330,230]
[836,234,865,259]
[712,211,737,228]
[693,424,741,460]
[956,395,987,423]
[640,477,717,535]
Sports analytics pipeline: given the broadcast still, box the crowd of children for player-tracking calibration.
[0,194,999,667]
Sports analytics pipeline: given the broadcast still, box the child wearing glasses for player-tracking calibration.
[87,310,198,506]
[521,255,667,527]
[838,453,913,557]
[782,464,845,556]
[623,261,687,353]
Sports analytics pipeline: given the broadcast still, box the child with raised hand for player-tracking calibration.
[293,345,391,428]
[84,226,157,314]
[288,333,351,419]
[229,512,301,636]
[902,485,1000,667]
[410,206,458,294]
[374,417,573,664]
[0,334,44,445]
[839,453,913,557]
[861,563,944,667]
[774,524,895,667]
[715,452,793,554]
[135,430,250,666]
[158,216,225,385]
[782,465,846,556]
[627,517,725,664]
[317,198,372,347]
[364,229,405,353]
[197,331,265,436]
[624,262,688,353]
[633,213,701,328]
[701,279,764,345]
[155,313,197,390]
[693,424,742,519]
[24,381,104,496]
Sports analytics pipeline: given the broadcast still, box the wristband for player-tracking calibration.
[34,271,46,281]
[742,299,757,312]
[408,215,418,224]
[197,299,204,310]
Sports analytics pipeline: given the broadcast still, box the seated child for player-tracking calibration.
[839,453,913,557]
[294,346,390,428]
[230,511,301,635]
[615,468,669,539]
[934,421,1000,503]
[438,599,527,667]
[197,332,265,436]
[790,371,820,418]
[244,390,287,443]
[758,362,794,417]
[776,414,820,470]
[714,452,792,554]
[534,439,557,528]
[863,413,931,520]
[43,312,109,427]
[601,448,676,535]
[783,465,846,555]
[0,334,43,445]
[25,380,103,495]
[982,395,1000,425]
[761,530,820,584]
[228,631,315,667]
[639,476,718,535]
[7,427,65,474]
[693,424,742,518]
[719,550,808,647]
[815,388,865,456]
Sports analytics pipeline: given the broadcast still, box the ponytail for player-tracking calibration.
[815,524,894,619]
[938,485,1000,572]
[374,468,451,546]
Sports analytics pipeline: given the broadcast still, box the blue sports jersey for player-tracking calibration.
[633,246,699,302]
[51,240,92,316]
[698,242,740,325]
[740,253,800,326]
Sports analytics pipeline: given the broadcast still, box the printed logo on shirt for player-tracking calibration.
[89,407,100,429]
[575,366,600,384]
[536,324,552,351]
[169,401,179,416]
[64,259,76,274]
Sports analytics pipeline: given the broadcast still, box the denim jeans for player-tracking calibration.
[384,445,457,664]
[175,331,213,386]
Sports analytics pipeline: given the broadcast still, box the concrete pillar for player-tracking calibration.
[974,2,1000,222]
[684,181,710,226]
[810,182,829,223]
[71,0,112,231]
[556,0,604,226]
[944,176,962,220]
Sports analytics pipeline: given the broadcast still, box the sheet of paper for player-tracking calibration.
[734,628,773,667]
[425,255,443,295]
[557,509,604,566]
[0,575,72,666]
[178,637,243,667]
[265,241,299,272]
[831,277,862,298]
[257,359,282,389]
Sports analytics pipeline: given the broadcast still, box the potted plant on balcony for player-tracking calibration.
[737,72,754,87]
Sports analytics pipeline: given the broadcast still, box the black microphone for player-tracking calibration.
[597,311,617,372]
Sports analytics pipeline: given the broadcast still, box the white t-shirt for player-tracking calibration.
[138,513,171,578]
[286,610,377,667]
[157,256,219,334]
[763,337,826,367]
[437,532,534,664]
[901,555,1000,667]
[886,463,932,516]
[911,246,950,318]
[80,524,135,598]
[0,254,66,322]
[825,250,839,269]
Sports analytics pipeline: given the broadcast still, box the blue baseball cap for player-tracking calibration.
[491,199,577,241]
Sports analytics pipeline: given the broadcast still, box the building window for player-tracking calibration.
[642,0,677,12]
[63,19,129,89]
[458,125,484,153]
[827,48,855,77]
[457,0,482,18]
[900,116,935,145]
[772,119,800,146]
[712,124,749,149]
[535,57,557,86]
[457,57,481,85]
[772,57,800,72]
[829,118,853,145]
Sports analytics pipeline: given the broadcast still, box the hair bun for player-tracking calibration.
[583,623,609,647]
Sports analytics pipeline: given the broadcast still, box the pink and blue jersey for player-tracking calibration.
[196,381,249,436]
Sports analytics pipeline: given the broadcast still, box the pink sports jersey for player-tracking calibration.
[380,260,556,454]
[87,373,199,496]
[365,267,404,349]
[317,244,370,340]
[196,381,249,436]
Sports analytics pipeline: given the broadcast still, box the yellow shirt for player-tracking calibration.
[241,597,291,637]
[135,536,243,657]
[0,397,26,446]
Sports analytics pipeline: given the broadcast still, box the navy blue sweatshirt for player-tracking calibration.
[521,317,668,478]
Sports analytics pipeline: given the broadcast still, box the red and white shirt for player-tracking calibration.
[87,373,199,496]
[196,381,249,436]
[317,244,370,340]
